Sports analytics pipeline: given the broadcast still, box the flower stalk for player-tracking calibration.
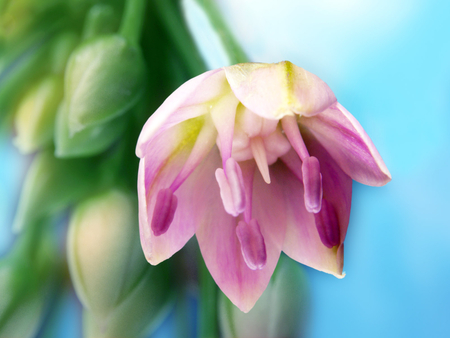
[187,0,248,64]
[198,251,219,338]
[153,0,207,76]
[119,0,147,45]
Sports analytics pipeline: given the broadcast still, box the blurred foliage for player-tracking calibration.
[0,0,206,336]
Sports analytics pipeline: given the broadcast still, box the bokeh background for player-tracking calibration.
[1,0,450,337]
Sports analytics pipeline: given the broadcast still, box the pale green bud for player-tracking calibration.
[67,189,173,337]
[83,264,173,338]
[219,255,310,338]
[67,189,145,314]
[13,150,99,233]
[0,223,60,338]
[13,75,63,153]
[54,102,126,158]
[64,35,146,133]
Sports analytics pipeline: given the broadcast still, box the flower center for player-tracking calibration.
[218,105,291,184]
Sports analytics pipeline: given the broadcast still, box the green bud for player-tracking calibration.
[219,255,310,338]
[54,102,127,158]
[64,35,146,133]
[67,189,145,314]
[83,264,174,338]
[13,75,63,153]
[82,4,120,41]
[13,150,99,233]
[67,189,173,337]
[0,222,60,338]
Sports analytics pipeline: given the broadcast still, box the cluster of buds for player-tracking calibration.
[0,0,184,336]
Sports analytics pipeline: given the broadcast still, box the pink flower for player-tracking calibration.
[136,61,391,312]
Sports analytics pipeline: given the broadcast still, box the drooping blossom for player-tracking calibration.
[136,61,391,312]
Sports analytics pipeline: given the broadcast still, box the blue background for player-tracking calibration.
[1,0,449,337]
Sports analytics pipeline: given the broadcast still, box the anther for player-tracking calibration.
[314,199,340,248]
[236,219,267,270]
[302,156,323,213]
[215,158,246,217]
[151,189,178,236]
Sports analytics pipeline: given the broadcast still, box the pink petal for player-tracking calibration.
[195,157,286,313]
[300,103,391,186]
[274,157,348,277]
[224,61,336,120]
[302,128,353,244]
[138,120,216,265]
[136,68,228,158]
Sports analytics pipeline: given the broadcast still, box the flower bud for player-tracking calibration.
[64,35,146,133]
[67,189,173,336]
[54,103,126,158]
[13,75,63,153]
[82,264,174,338]
[219,254,309,338]
[13,150,99,233]
[0,222,60,338]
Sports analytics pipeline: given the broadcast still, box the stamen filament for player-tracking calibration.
[210,93,239,168]
[281,115,309,160]
[240,161,256,223]
[250,136,271,184]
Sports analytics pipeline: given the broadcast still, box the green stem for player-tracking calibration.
[119,0,147,45]
[191,0,249,64]
[154,0,207,76]
[198,251,219,338]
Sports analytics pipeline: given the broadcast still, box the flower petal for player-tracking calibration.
[300,103,391,186]
[274,158,347,278]
[302,128,353,245]
[195,157,286,313]
[224,61,336,120]
[136,68,228,158]
[138,118,216,264]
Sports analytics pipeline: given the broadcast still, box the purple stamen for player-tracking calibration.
[215,158,246,217]
[236,219,267,270]
[314,199,340,248]
[302,156,323,213]
[151,188,178,236]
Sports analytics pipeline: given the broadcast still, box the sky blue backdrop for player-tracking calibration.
[1,0,449,337]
